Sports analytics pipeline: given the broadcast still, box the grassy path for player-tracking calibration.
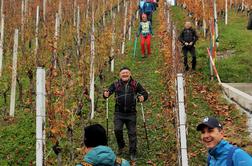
[92,12,178,165]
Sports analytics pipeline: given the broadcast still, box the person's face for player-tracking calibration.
[142,16,147,21]
[200,126,224,149]
[185,22,191,29]
[119,69,131,82]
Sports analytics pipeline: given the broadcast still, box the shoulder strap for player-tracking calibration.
[226,146,239,166]
[115,80,121,92]
[79,161,93,166]
[130,80,138,92]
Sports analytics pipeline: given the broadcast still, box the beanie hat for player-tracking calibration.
[84,124,108,148]
[119,66,131,72]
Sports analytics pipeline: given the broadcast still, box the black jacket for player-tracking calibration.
[178,27,198,47]
[105,78,148,113]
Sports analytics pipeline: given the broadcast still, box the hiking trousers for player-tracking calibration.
[140,34,151,56]
[182,46,196,70]
[114,112,137,155]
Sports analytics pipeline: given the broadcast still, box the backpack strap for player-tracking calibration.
[130,80,138,92]
[226,146,238,166]
[207,155,211,166]
[79,161,93,166]
[115,80,121,92]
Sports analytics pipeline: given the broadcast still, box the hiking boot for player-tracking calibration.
[130,160,136,166]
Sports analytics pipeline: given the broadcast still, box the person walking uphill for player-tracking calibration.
[138,14,153,58]
[76,124,130,166]
[179,21,198,71]
[103,67,148,162]
[197,117,252,166]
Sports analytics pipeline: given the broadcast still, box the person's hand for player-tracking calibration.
[104,90,110,98]
[185,42,189,46]
[189,42,193,45]
[138,95,144,102]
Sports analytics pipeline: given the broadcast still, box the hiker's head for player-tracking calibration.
[142,14,147,21]
[84,124,107,148]
[185,21,192,29]
[119,67,131,82]
[197,117,224,149]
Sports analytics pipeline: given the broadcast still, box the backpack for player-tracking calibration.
[143,2,153,13]
[207,146,238,166]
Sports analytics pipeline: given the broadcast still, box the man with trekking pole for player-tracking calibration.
[103,67,148,163]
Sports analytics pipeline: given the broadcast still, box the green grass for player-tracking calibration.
[0,111,35,165]
[216,11,252,82]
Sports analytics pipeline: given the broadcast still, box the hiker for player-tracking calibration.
[138,14,153,58]
[103,67,148,162]
[150,0,158,10]
[178,21,198,71]
[196,117,252,166]
[138,0,146,21]
[77,124,130,166]
[143,0,155,24]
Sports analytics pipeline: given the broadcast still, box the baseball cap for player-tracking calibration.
[196,117,223,131]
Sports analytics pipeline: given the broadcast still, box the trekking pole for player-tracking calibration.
[140,103,150,150]
[133,33,138,58]
[106,98,109,142]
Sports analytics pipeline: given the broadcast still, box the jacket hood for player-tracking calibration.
[84,146,116,166]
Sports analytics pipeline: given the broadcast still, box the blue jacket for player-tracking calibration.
[139,0,146,12]
[77,146,130,166]
[208,140,252,166]
[143,2,154,13]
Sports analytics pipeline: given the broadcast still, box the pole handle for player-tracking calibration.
[140,103,145,122]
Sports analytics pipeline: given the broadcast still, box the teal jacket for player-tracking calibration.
[208,140,252,166]
[77,146,130,166]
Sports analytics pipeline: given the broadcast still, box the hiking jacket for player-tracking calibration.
[143,2,154,14]
[105,78,148,113]
[77,146,130,166]
[178,27,198,47]
[138,21,153,36]
[139,0,146,12]
[208,140,252,166]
